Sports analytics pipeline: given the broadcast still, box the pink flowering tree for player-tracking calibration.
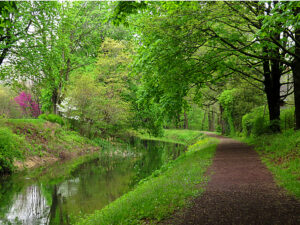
[14,92,41,118]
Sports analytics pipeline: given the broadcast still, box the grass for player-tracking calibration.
[76,137,218,225]
[0,118,101,173]
[138,129,204,146]
[241,129,300,199]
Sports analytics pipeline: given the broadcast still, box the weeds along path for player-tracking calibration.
[163,133,300,225]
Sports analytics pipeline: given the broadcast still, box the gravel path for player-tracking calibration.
[162,133,300,225]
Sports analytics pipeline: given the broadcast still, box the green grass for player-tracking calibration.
[241,129,300,198]
[0,118,100,173]
[138,129,204,146]
[76,137,218,225]
[0,127,25,173]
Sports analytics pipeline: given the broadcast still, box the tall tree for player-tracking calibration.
[1,2,111,114]
[114,1,295,132]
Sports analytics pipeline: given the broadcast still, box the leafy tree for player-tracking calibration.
[63,38,132,137]
[1,2,112,114]
[258,2,300,129]
[114,1,296,132]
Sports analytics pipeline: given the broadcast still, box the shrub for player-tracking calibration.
[0,127,23,174]
[38,114,64,126]
[242,106,269,137]
[242,106,296,137]
[14,92,41,118]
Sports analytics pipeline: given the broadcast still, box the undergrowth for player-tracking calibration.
[0,118,100,173]
[0,127,24,174]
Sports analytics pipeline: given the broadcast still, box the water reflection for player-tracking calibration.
[1,185,49,225]
[0,140,186,225]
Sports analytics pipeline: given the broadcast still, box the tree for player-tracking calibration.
[63,38,132,137]
[114,1,295,132]
[1,1,112,114]
[258,2,300,129]
[14,91,40,117]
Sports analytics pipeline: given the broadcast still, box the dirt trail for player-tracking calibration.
[162,133,300,225]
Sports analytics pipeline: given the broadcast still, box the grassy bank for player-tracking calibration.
[138,129,204,145]
[241,130,300,198]
[76,136,218,225]
[0,118,100,173]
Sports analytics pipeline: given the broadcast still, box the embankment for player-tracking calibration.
[0,119,100,173]
[76,134,218,225]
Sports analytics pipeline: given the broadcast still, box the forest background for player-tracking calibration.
[0,1,299,172]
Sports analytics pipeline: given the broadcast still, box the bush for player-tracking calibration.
[38,114,64,126]
[242,106,269,137]
[0,127,23,174]
[242,106,296,137]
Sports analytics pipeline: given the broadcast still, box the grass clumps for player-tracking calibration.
[0,127,24,174]
[0,118,100,172]
[244,129,300,198]
[76,137,218,225]
[138,129,204,145]
[38,113,65,126]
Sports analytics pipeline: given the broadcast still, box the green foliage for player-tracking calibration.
[63,38,132,138]
[0,85,23,118]
[0,127,24,174]
[280,107,295,130]
[242,106,269,137]
[76,137,218,225]
[0,118,98,172]
[38,114,64,126]
[244,130,300,198]
[242,106,295,137]
[219,89,237,135]
[138,129,204,146]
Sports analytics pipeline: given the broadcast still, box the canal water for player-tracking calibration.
[0,139,185,225]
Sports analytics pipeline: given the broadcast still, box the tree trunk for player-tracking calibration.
[208,109,215,131]
[208,107,212,131]
[52,88,58,114]
[183,110,188,129]
[263,47,281,132]
[293,6,300,130]
[201,110,207,130]
[220,105,225,134]
[211,110,215,131]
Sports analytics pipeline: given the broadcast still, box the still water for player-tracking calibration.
[0,140,185,225]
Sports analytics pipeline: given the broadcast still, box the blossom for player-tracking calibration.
[14,92,41,117]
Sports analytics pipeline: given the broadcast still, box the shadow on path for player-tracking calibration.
[162,133,300,225]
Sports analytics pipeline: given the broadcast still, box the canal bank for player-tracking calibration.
[76,136,218,225]
[0,136,190,224]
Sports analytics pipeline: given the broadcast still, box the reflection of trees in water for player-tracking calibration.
[0,185,50,225]
[129,140,186,188]
[47,156,135,224]
[0,176,26,220]
[48,184,71,225]
[0,140,185,225]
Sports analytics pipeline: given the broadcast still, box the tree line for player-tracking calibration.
[1,1,299,137]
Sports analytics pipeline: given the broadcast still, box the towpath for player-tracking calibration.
[162,133,300,225]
